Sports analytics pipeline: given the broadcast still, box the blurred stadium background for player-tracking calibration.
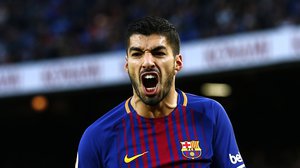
[1,0,300,167]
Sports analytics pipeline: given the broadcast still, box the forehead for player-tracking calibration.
[128,34,169,50]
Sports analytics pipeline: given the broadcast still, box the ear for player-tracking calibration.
[124,56,129,72]
[175,54,183,73]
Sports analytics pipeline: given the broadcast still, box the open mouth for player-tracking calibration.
[141,73,158,94]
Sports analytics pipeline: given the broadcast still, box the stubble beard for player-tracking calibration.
[128,69,175,106]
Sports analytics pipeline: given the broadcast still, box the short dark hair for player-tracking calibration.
[125,16,180,55]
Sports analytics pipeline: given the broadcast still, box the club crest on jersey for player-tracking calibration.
[180,140,202,159]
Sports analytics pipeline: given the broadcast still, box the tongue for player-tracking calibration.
[144,86,157,95]
[146,87,155,92]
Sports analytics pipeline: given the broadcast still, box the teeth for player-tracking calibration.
[146,87,156,91]
[144,75,156,79]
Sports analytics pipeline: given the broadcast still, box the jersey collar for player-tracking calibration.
[124,89,187,114]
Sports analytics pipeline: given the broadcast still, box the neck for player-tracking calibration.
[131,89,178,118]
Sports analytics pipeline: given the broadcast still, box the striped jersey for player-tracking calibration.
[76,89,246,168]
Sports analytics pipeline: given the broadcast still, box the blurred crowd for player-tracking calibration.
[0,0,299,65]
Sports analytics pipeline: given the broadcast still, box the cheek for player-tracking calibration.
[127,62,139,75]
[161,63,175,77]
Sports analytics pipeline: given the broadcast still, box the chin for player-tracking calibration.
[142,95,161,106]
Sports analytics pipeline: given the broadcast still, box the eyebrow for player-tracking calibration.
[128,46,167,53]
[128,47,143,53]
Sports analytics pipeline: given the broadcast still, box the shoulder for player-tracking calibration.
[81,99,129,144]
[179,90,227,123]
[184,91,224,110]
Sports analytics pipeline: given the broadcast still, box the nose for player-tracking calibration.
[142,51,155,69]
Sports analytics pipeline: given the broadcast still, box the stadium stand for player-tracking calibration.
[0,0,299,64]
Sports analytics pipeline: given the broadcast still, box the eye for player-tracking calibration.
[131,52,142,57]
[152,51,165,56]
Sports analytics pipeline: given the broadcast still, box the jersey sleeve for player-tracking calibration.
[76,126,103,168]
[212,101,246,168]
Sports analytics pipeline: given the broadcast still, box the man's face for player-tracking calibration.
[125,34,182,106]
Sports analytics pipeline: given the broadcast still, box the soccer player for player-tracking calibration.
[75,16,246,168]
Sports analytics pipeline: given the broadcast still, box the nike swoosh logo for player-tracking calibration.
[124,151,148,163]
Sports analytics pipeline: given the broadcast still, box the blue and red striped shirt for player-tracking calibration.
[76,89,246,168]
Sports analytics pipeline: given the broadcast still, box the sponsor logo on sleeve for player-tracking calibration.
[229,152,245,168]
